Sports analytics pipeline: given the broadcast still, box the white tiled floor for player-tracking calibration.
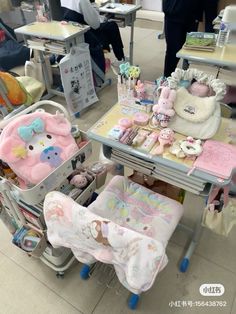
[1,20,236,314]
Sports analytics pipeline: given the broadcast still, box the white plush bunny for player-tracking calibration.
[152,87,176,128]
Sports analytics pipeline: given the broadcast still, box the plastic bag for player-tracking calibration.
[202,185,236,236]
[59,43,98,116]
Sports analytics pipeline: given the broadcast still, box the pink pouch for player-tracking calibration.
[0,111,78,185]
[193,140,236,179]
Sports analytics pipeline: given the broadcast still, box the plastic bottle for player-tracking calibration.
[71,125,82,146]
[216,22,230,47]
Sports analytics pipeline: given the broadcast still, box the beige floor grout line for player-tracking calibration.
[230,291,236,314]
[169,239,236,277]
[91,275,116,314]
[0,250,84,314]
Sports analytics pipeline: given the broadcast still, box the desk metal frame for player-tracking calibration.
[177,44,236,71]
[15,21,90,100]
[88,103,231,271]
[99,4,142,65]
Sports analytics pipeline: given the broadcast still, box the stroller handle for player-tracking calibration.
[0,100,70,129]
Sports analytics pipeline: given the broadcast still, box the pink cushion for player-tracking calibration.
[88,176,184,246]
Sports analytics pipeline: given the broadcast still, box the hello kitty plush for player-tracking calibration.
[0,111,78,185]
[151,87,176,128]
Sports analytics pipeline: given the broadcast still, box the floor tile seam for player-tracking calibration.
[0,251,84,314]
[168,240,236,277]
[230,291,236,314]
[91,276,115,314]
[194,251,236,278]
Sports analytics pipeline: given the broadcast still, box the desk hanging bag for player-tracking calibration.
[202,185,236,236]
[59,43,98,116]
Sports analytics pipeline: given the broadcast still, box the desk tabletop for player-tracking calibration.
[177,44,236,69]
[88,103,232,186]
[99,3,141,15]
[15,21,90,41]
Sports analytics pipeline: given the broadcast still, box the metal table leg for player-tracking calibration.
[179,196,205,272]
[129,12,135,65]
[38,51,54,99]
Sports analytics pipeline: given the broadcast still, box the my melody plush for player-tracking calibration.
[151,87,176,128]
[135,80,145,100]
[152,128,175,155]
[70,174,88,189]
[68,168,95,189]
[0,111,78,185]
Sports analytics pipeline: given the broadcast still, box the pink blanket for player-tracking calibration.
[44,191,168,294]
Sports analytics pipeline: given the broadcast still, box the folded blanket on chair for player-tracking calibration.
[44,191,168,294]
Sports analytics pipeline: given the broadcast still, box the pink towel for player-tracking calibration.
[193,140,236,179]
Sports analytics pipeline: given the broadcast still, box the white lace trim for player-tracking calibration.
[167,68,226,101]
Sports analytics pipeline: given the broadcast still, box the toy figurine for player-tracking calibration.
[135,80,145,99]
[180,137,203,158]
[169,136,203,159]
[152,128,174,155]
[70,174,88,188]
[151,87,176,128]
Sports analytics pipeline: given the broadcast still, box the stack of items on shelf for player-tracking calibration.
[12,225,46,256]
[17,199,45,230]
[183,32,216,52]
[27,37,67,54]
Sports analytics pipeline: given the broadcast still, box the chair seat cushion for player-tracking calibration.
[88,176,184,246]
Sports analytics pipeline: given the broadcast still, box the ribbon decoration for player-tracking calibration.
[18,118,45,142]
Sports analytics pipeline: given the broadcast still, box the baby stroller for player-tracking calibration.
[44,175,184,309]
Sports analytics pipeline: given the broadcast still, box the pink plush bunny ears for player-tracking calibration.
[159,86,176,101]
